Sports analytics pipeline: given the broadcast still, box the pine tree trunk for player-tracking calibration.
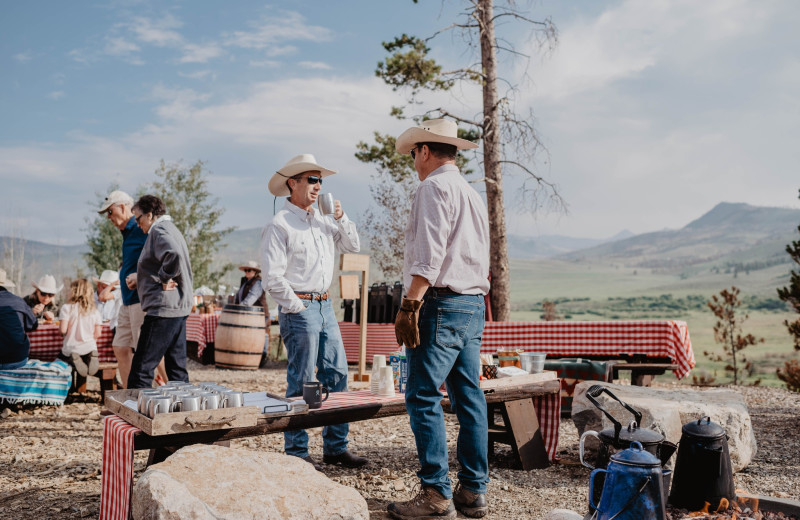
[478,0,510,321]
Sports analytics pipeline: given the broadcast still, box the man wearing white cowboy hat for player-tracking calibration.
[97,189,151,388]
[261,153,367,470]
[93,270,123,330]
[24,274,62,322]
[0,268,39,370]
[387,119,490,520]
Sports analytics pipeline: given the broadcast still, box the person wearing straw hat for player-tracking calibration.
[261,153,367,471]
[24,274,62,322]
[93,270,123,331]
[234,260,271,367]
[387,119,490,520]
[98,189,150,388]
[0,268,38,370]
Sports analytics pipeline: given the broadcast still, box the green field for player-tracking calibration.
[508,258,798,387]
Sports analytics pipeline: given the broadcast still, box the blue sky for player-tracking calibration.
[2,0,799,245]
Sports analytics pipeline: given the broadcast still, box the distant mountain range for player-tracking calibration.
[1,202,797,290]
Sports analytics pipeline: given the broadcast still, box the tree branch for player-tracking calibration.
[432,108,482,128]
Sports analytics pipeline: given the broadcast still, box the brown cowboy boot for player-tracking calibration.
[453,481,488,518]
[387,486,456,519]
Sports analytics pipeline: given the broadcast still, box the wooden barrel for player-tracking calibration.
[214,304,268,370]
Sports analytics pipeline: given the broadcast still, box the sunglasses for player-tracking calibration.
[39,291,55,298]
[135,213,145,223]
[243,268,256,273]
[410,146,420,159]
[106,207,114,216]
[294,175,322,185]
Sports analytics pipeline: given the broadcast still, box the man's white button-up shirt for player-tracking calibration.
[261,199,360,314]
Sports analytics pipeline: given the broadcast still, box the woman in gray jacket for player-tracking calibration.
[127,194,193,388]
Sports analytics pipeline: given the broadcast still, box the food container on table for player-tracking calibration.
[520,353,546,374]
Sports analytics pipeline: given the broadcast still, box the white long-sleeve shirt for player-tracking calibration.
[403,163,490,295]
[260,199,360,314]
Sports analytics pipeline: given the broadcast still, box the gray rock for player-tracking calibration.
[132,444,368,520]
[571,381,757,472]
[543,509,584,520]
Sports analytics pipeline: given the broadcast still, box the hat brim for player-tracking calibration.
[268,163,337,197]
[0,280,15,288]
[395,127,479,155]
[238,266,261,272]
[32,282,63,294]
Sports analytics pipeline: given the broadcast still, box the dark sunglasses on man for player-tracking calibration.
[295,175,322,185]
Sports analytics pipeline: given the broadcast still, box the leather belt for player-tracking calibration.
[296,292,329,301]
[429,286,460,296]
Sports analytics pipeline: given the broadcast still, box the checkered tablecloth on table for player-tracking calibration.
[185,312,220,357]
[27,323,116,363]
[100,415,141,520]
[338,321,695,379]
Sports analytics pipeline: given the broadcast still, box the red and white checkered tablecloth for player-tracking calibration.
[100,415,141,520]
[27,323,116,363]
[338,321,695,379]
[186,313,220,357]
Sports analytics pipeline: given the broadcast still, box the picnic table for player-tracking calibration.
[339,320,695,380]
[100,379,561,520]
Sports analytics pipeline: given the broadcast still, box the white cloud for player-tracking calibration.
[13,51,33,63]
[178,69,217,80]
[225,11,333,51]
[129,14,183,46]
[104,37,141,56]
[47,91,65,100]
[299,61,332,70]
[179,43,224,64]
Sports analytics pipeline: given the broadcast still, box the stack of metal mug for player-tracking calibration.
[136,382,245,418]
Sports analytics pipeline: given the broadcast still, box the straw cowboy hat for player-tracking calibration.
[97,190,134,213]
[0,268,15,288]
[395,118,479,154]
[238,260,261,272]
[93,270,120,286]
[32,274,62,295]
[268,154,337,197]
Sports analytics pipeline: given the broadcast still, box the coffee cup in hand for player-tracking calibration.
[318,193,335,215]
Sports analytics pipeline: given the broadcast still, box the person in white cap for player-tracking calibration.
[234,260,271,367]
[24,274,62,322]
[387,119,490,520]
[261,153,367,471]
[93,270,123,331]
[0,268,38,370]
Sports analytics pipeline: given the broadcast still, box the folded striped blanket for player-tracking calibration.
[0,359,72,406]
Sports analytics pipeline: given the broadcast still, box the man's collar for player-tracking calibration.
[124,216,137,231]
[284,199,315,218]
[427,163,460,179]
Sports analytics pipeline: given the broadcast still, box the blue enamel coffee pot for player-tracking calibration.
[589,441,670,520]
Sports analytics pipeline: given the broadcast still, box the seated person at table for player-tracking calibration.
[24,274,62,322]
[58,279,102,377]
[234,260,271,367]
[93,270,122,332]
[0,268,38,370]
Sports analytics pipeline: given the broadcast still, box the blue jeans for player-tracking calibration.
[128,315,189,389]
[405,291,488,498]
[278,298,349,458]
[0,358,28,370]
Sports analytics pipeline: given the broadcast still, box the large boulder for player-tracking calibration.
[132,444,368,520]
[543,509,584,520]
[571,381,757,472]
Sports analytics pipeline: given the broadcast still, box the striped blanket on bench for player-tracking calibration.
[0,359,72,406]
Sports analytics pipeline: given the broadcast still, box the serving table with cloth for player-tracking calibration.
[185,312,219,364]
[340,320,695,380]
[100,380,561,520]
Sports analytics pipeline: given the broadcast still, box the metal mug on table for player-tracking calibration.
[148,396,176,417]
[198,392,221,410]
[137,390,162,415]
[221,390,244,408]
[173,394,203,412]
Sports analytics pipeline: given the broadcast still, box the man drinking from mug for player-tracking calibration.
[260,153,367,471]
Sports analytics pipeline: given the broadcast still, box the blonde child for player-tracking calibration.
[58,279,102,377]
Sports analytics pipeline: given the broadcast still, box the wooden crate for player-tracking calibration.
[105,389,260,436]
[480,370,557,390]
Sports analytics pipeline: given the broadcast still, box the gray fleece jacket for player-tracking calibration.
[137,216,194,318]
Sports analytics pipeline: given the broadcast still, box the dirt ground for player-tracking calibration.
[1,361,798,519]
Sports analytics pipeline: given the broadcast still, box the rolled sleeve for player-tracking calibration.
[408,185,450,285]
[260,224,305,314]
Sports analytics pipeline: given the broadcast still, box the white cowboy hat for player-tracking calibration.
[395,118,479,154]
[238,260,261,272]
[97,190,134,213]
[93,270,120,286]
[268,154,337,197]
[32,274,62,295]
[0,268,15,289]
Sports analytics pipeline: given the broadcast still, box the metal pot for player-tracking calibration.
[589,441,670,520]
[579,386,677,509]
[668,416,736,511]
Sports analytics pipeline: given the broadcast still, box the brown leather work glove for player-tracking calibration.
[395,298,423,349]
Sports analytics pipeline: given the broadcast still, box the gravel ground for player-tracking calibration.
[1,361,798,519]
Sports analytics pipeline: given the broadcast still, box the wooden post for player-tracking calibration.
[340,253,371,382]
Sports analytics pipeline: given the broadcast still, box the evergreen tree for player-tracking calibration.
[706,286,764,385]
[84,182,123,275]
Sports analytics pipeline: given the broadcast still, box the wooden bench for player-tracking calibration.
[119,379,561,470]
[612,362,679,386]
[74,362,119,401]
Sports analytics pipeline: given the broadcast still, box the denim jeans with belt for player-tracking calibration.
[278,298,349,458]
[406,290,488,498]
